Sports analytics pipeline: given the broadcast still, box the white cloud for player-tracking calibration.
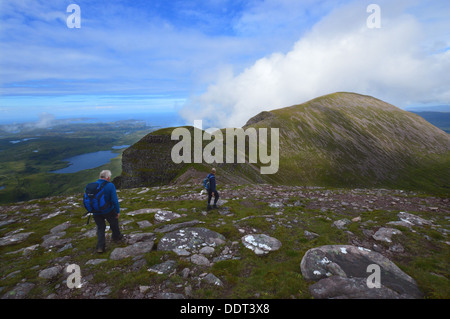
[180,0,450,128]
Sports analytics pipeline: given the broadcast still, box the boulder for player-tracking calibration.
[241,234,281,255]
[300,245,422,299]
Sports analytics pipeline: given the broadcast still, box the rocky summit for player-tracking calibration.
[0,183,449,299]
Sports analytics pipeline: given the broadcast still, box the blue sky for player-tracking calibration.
[1,0,449,126]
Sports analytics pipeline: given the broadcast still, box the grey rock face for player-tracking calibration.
[300,245,422,299]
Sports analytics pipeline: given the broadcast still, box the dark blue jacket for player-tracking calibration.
[207,173,216,192]
[96,179,120,215]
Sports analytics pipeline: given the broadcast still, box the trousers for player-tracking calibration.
[93,211,122,250]
[207,190,219,205]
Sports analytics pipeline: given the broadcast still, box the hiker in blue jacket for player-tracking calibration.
[207,168,219,210]
[92,170,123,253]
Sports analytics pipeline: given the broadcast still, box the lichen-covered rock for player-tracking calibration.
[157,227,225,253]
[241,234,281,255]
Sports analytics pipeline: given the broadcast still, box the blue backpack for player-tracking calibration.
[83,180,111,216]
[202,176,210,190]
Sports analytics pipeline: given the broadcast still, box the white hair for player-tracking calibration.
[99,170,112,179]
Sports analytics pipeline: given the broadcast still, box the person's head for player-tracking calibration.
[211,168,216,175]
[99,170,112,181]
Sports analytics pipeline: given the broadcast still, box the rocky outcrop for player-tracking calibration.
[113,132,190,189]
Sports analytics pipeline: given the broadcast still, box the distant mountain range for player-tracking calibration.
[114,92,450,195]
[411,112,450,133]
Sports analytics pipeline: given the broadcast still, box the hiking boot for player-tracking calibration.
[112,234,126,243]
[207,204,212,211]
[96,247,105,254]
[212,204,218,209]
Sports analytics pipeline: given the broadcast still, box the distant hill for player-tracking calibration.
[115,92,450,194]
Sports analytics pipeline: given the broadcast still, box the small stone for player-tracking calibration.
[199,246,215,255]
[372,227,402,243]
[39,266,62,280]
[190,254,211,266]
[332,219,351,230]
[202,273,224,287]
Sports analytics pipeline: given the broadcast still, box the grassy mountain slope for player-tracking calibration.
[116,92,450,195]
[246,92,450,193]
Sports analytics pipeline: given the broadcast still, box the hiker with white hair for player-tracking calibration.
[83,170,123,253]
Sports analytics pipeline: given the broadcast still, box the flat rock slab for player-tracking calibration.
[300,245,422,299]
[110,241,154,260]
[242,234,282,255]
[154,220,202,233]
[126,208,160,216]
[398,212,433,226]
[50,222,71,234]
[154,210,181,223]
[0,232,33,247]
[125,232,155,245]
[157,227,225,252]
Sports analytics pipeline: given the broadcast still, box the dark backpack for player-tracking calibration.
[83,180,111,218]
